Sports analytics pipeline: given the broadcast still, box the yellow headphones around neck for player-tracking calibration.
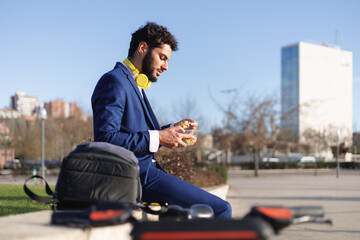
[123,58,151,89]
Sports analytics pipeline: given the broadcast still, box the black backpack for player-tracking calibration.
[24,142,142,209]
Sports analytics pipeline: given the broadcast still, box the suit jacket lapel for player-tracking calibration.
[117,63,158,130]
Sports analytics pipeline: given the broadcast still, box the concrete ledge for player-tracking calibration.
[0,210,133,240]
[0,185,229,240]
[204,184,229,201]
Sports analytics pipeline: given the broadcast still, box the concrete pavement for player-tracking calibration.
[227,168,360,240]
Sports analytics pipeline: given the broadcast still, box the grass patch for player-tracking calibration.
[0,184,54,217]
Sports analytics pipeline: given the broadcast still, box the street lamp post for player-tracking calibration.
[220,88,237,166]
[336,129,340,178]
[4,133,7,167]
[39,105,47,183]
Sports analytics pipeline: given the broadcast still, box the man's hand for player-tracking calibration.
[159,124,196,149]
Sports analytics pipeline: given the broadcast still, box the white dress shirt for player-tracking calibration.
[121,62,160,153]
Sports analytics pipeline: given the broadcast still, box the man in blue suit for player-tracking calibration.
[91,22,231,219]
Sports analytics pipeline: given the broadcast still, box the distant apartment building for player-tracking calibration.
[0,122,13,168]
[69,102,83,118]
[1,91,87,121]
[70,102,89,122]
[45,100,70,118]
[0,147,15,168]
[0,108,21,119]
[11,91,38,116]
[281,41,353,158]
[44,100,86,120]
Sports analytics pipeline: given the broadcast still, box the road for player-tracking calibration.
[227,168,360,240]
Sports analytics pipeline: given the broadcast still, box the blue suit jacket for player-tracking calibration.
[91,62,168,184]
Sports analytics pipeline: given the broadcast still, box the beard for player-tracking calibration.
[141,50,158,82]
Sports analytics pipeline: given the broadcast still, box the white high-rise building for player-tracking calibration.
[281,41,353,159]
[11,91,39,116]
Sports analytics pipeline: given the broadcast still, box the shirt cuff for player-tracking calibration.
[148,130,159,152]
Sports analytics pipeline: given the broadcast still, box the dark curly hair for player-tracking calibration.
[128,22,178,57]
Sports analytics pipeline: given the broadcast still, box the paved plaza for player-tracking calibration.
[227,168,360,240]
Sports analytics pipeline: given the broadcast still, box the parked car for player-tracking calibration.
[3,159,21,169]
[262,157,280,163]
[45,160,62,169]
[295,156,316,163]
[23,160,41,170]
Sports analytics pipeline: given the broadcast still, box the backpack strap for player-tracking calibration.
[23,175,56,207]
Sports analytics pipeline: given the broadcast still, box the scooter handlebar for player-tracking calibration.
[288,206,325,218]
[248,205,331,233]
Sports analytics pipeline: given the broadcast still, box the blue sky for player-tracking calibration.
[1,0,359,133]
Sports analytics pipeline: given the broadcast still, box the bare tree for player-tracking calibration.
[2,114,93,163]
[209,89,241,133]
[239,94,279,176]
[210,87,280,175]
[61,116,93,150]
[172,95,204,128]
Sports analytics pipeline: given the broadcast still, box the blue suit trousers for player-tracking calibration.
[141,164,232,220]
